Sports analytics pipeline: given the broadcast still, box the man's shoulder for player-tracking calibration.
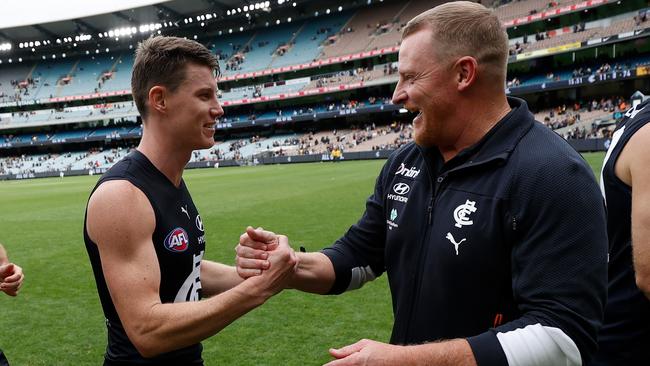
[89,180,151,217]
[87,179,155,246]
[508,122,598,192]
[515,121,586,166]
[387,141,419,164]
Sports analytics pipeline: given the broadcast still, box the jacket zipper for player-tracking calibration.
[401,148,506,341]
[402,149,441,341]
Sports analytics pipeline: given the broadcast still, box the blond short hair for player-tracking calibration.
[402,1,508,84]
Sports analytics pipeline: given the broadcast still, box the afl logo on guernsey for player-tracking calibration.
[164,227,190,252]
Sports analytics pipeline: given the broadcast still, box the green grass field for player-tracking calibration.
[0,152,605,365]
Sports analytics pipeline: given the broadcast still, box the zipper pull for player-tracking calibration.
[512,216,517,231]
[427,204,433,225]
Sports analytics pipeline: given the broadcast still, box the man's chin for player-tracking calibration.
[413,132,434,148]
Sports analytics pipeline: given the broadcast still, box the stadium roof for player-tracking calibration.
[0,0,270,43]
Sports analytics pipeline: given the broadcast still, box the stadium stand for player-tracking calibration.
[1,0,648,180]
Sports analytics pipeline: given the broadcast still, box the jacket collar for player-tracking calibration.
[418,96,535,172]
[469,96,535,162]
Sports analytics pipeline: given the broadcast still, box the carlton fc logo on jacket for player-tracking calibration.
[165,227,190,252]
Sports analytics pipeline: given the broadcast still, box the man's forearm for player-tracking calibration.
[288,252,336,294]
[402,339,477,366]
[129,278,270,357]
[200,260,244,297]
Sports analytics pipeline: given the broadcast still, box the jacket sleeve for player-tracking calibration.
[467,152,608,366]
[320,159,389,294]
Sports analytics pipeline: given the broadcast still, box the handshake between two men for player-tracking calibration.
[234,227,422,366]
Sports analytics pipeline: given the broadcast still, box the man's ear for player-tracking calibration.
[454,56,478,92]
[148,86,166,115]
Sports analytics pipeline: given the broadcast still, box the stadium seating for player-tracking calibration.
[30,59,76,100]
[100,54,134,92]
[0,63,32,103]
[62,55,116,96]
[269,11,352,68]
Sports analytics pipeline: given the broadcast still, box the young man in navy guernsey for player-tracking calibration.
[591,96,650,365]
[83,36,297,365]
[236,2,609,366]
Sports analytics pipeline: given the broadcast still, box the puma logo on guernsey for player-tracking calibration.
[181,205,190,220]
[446,232,466,256]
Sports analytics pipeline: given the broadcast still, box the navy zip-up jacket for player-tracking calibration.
[322,97,608,365]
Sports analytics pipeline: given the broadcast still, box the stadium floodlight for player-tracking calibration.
[18,57,22,62]
[239,26,244,31]
[229,28,233,33]
[314,11,318,16]
[326,8,330,14]
[52,54,56,59]
[8,58,11,63]
[105,48,109,52]
[265,1,270,7]
[276,19,280,24]
[0,43,12,51]
[193,35,197,39]
[278,0,284,4]
[85,50,89,55]
[29,41,34,47]
[31,48,35,52]
[338,6,342,11]
[73,43,77,47]
[226,10,231,15]
[62,53,66,58]
[287,17,292,22]
[237,7,242,12]
[18,42,23,48]
[206,14,212,20]
[293,2,296,7]
[244,5,248,11]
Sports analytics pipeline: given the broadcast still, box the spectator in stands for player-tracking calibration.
[591,96,650,365]
[83,36,297,365]
[0,242,25,365]
[236,2,607,365]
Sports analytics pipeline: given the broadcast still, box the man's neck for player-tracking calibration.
[439,95,511,162]
[137,127,191,187]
